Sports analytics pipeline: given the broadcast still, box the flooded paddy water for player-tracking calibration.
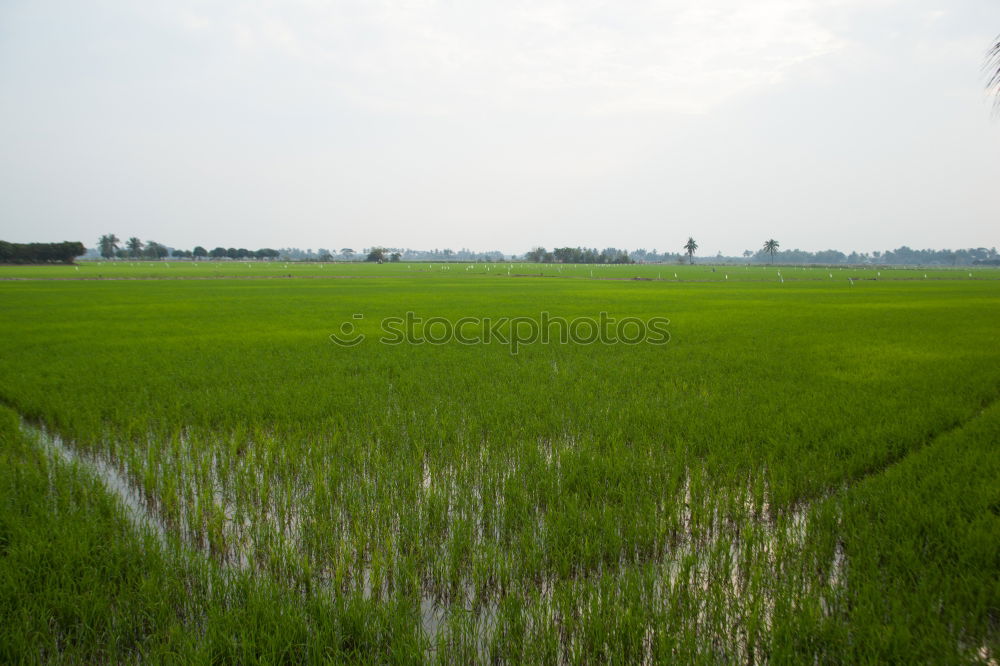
[24,420,850,662]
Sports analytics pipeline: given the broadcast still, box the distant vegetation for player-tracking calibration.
[737,244,1000,266]
[98,235,280,261]
[520,242,999,267]
[0,241,85,264]
[81,233,1000,267]
[524,246,634,264]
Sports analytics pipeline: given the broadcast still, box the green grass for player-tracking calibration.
[1,266,998,661]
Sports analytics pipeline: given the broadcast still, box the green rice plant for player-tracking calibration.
[1,267,999,661]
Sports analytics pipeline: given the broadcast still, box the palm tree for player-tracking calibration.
[763,239,780,264]
[987,35,1000,114]
[144,241,168,259]
[98,234,120,259]
[683,237,698,265]
[127,237,143,258]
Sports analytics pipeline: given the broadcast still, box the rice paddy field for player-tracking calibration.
[1,262,999,663]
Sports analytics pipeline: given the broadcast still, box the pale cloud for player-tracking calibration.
[165,0,858,115]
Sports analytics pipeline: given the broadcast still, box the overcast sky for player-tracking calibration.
[1,0,998,256]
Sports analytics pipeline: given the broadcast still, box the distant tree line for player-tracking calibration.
[363,247,403,263]
[521,238,998,267]
[523,247,634,264]
[629,249,683,263]
[95,236,501,263]
[267,247,507,262]
[0,240,85,264]
[200,247,280,260]
[86,233,998,267]
[736,245,999,267]
[97,235,280,261]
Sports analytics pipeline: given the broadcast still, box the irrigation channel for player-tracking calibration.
[23,420,847,662]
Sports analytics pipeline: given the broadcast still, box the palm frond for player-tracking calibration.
[986,35,1000,115]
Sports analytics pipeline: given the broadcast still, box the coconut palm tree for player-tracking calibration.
[98,234,120,259]
[683,237,698,265]
[127,237,143,258]
[763,239,780,264]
